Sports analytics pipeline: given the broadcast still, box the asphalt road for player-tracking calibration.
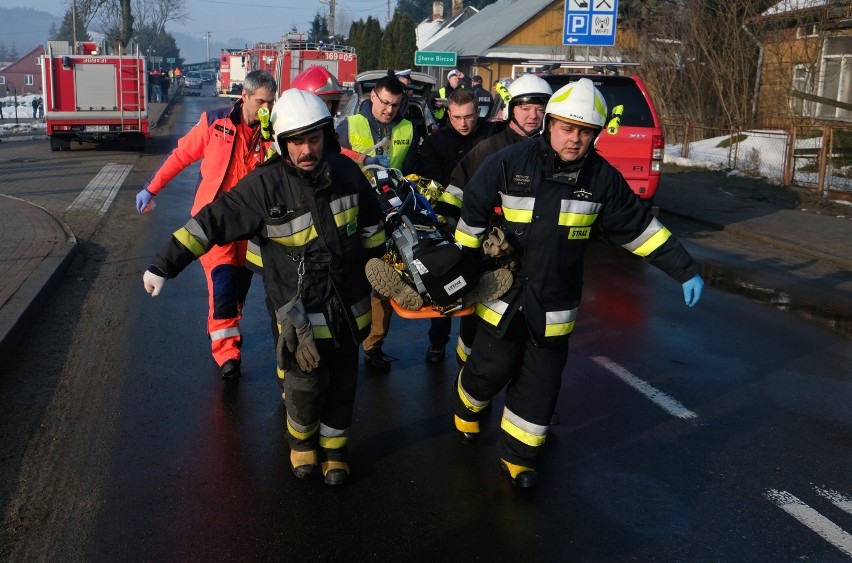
[1,91,851,561]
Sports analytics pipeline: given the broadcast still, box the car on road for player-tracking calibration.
[338,70,438,140]
[184,71,203,89]
[200,70,216,85]
[494,69,664,202]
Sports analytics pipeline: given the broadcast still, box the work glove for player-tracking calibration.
[481,227,517,271]
[281,299,321,372]
[143,269,166,296]
[135,188,155,214]
[681,274,704,307]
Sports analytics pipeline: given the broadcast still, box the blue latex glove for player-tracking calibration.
[135,188,155,214]
[363,156,381,166]
[682,274,704,307]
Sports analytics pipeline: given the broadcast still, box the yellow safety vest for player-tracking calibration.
[434,86,447,121]
[347,114,413,170]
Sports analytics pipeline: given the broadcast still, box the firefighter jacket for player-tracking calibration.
[149,149,387,349]
[144,101,271,215]
[335,101,418,174]
[455,136,700,344]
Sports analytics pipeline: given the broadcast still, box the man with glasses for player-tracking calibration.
[414,87,494,364]
[336,71,420,372]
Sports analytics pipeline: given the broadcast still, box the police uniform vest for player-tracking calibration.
[347,114,413,170]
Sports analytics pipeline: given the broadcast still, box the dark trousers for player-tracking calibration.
[453,313,569,466]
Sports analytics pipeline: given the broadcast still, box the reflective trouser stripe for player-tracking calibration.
[501,407,547,447]
[456,335,471,363]
[287,416,318,440]
[457,368,489,413]
[319,423,348,450]
[210,327,240,340]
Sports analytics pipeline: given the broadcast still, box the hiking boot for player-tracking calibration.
[425,345,445,363]
[221,359,241,380]
[290,450,317,480]
[500,459,538,488]
[462,269,513,308]
[364,348,392,372]
[365,258,423,311]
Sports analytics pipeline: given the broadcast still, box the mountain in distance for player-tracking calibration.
[0,7,61,56]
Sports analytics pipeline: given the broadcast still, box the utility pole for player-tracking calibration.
[203,32,212,62]
[329,0,335,41]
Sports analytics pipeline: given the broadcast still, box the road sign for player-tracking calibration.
[563,0,619,46]
[414,51,457,67]
[166,57,176,64]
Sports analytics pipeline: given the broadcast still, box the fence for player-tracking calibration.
[662,121,852,198]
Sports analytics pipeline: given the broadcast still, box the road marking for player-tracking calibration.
[765,489,852,557]
[815,487,852,516]
[591,356,698,419]
[67,163,132,215]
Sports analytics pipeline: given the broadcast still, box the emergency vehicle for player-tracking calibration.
[41,41,149,151]
[217,34,358,98]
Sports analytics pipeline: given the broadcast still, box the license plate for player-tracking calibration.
[86,125,110,132]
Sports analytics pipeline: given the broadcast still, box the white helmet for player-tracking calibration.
[544,78,607,130]
[507,74,553,112]
[270,88,332,155]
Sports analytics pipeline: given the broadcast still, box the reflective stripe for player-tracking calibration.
[184,218,210,247]
[330,194,359,228]
[457,369,489,412]
[500,193,535,224]
[173,226,207,258]
[266,212,318,247]
[287,417,318,440]
[475,298,510,326]
[210,327,240,341]
[544,308,578,337]
[440,184,464,208]
[558,199,601,227]
[319,423,348,449]
[622,218,672,256]
[351,297,372,330]
[361,224,386,249]
[455,218,486,249]
[501,407,547,447]
[456,336,471,362]
[246,240,263,268]
[308,313,332,340]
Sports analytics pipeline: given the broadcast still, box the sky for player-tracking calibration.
[14,0,399,44]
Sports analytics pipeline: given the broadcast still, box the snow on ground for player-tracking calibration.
[1,93,47,136]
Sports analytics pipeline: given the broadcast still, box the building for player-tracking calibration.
[0,46,46,97]
[416,0,479,50]
[752,0,852,124]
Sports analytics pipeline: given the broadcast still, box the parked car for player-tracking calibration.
[339,70,438,140]
[184,71,203,89]
[200,70,215,85]
[493,71,664,202]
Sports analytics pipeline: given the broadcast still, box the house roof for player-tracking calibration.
[425,0,558,57]
[762,0,828,16]
[417,6,480,50]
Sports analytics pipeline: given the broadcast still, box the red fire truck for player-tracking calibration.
[41,41,149,151]
[217,34,358,97]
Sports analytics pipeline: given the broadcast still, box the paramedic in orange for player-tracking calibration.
[135,70,277,380]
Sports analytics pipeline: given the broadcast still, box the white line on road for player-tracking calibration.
[67,163,132,215]
[765,489,852,557]
[591,356,698,420]
[815,487,852,516]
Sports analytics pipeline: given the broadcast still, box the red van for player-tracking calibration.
[496,72,664,202]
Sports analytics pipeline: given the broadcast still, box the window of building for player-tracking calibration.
[796,23,818,38]
[35,57,42,66]
[25,75,34,85]
[790,64,813,116]
[0,75,5,85]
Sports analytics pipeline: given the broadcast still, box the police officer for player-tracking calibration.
[142,89,386,486]
[452,78,705,488]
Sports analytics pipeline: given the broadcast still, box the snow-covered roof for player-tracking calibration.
[762,0,828,16]
[417,6,480,50]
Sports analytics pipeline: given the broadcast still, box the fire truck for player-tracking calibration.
[41,41,149,151]
[217,34,358,97]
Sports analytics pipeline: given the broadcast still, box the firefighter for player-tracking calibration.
[336,71,419,372]
[433,69,464,127]
[142,89,386,486]
[452,78,705,488]
[135,70,277,380]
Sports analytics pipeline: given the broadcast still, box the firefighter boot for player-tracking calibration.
[290,449,317,480]
[454,415,480,444]
[462,269,513,308]
[500,459,538,488]
[321,460,350,486]
[365,258,423,311]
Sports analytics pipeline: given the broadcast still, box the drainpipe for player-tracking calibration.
[741,23,763,126]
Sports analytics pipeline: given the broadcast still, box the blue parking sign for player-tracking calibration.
[563,0,619,46]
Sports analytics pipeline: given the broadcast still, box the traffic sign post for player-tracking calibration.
[563,0,619,46]
[414,51,457,67]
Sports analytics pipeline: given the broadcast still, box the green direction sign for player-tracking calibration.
[415,51,457,67]
[166,57,176,63]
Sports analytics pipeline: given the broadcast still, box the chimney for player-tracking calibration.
[452,0,463,17]
[432,1,444,20]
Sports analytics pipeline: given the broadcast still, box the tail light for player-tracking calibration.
[651,134,664,172]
